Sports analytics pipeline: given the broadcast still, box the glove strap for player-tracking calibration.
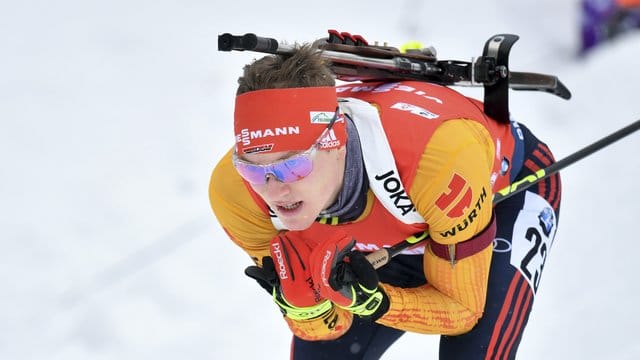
[273,288,333,321]
[338,284,386,318]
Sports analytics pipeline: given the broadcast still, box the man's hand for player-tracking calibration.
[245,234,331,321]
[309,231,390,321]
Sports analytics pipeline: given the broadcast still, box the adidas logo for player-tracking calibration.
[318,129,341,149]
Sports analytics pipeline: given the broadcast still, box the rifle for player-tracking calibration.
[218,30,571,123]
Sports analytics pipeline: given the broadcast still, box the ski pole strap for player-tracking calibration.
[428,215,497,266]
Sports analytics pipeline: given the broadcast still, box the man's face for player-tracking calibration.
[243,147,346,231]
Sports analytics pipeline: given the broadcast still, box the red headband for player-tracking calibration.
[234,87,346,154]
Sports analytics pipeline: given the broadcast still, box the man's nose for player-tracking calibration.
[264,174,291,197]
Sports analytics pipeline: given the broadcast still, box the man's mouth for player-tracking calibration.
[277,201,303,212]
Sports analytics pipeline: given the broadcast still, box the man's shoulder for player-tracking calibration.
[209,148,250,205]
[210,148,234,185]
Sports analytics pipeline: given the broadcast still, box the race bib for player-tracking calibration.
[510,191,557,294]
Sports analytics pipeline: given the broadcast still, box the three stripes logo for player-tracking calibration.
[318,129,341,149]
[435,173,472,218]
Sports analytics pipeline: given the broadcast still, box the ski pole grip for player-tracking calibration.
[218,33,279,54]
[366,248,391,270]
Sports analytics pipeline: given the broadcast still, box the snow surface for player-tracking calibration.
[1,0,639,359]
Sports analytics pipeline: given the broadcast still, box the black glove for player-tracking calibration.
[309,231,390,321]
[245,257,278,295]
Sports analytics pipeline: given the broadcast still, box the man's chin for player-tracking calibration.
[280,217,315,231]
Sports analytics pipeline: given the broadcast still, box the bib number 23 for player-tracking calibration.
[510,192,557,294]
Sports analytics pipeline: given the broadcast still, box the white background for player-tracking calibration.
[2,0,639,359]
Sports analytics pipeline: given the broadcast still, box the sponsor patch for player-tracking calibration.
[318,128,341,149]
[243,144,274,154]
[500,157,510,175]
[390,102,439,119]
[374,170,417,216]
[438,186,488,238]
[435,173,472,218]
[236,126,301,147]
[310,111,335,124]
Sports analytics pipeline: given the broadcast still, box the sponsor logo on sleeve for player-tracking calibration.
[435,173,473,218]
[439,186,489,238]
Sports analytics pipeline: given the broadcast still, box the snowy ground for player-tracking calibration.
[2,0,639,359]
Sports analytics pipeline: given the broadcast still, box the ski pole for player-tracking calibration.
[366,118,640,269]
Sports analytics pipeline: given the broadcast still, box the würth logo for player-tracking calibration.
[435,173,472,218]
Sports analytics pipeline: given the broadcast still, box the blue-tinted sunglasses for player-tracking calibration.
[232,110,338,185]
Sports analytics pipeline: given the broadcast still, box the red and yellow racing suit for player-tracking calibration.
[209,81,517,340]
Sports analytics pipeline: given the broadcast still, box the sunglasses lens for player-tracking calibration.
[234,161,270,184]
[273,156,313,182]
[234,153,314,184]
